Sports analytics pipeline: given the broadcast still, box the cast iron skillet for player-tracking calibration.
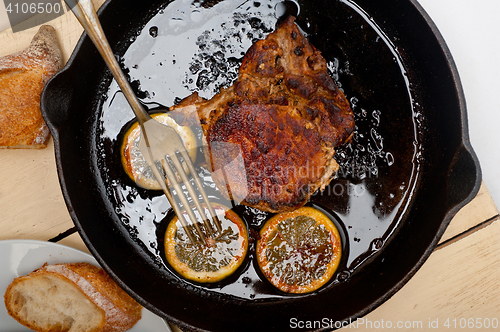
[41,0,481,330]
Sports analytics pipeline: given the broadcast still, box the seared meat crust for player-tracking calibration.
[171,16,354,212]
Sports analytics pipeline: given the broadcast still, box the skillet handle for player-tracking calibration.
[40,66,75,138]
[445,143,482,213]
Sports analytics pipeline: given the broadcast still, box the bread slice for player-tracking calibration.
[0,25,62,149]
[4,262,142,332]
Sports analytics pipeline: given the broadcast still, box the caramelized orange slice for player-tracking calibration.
[257,206,342,293]
[164,204,248,283]
[120,113,196,190]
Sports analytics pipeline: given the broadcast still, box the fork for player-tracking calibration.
[66,0,222,244]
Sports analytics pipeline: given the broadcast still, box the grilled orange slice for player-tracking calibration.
[164,204,248,283]
[120,112,196,190]
[256,206,342,293]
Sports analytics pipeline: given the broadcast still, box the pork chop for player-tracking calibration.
[170,16,355,213]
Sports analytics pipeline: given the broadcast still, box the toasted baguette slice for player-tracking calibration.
[4,262,142,332]
[0,25,62,149]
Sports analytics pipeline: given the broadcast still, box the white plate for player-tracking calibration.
[0,239,171,332]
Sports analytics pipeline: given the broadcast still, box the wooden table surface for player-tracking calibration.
[1,1,499,331]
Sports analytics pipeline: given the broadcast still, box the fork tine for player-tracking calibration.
[179,149,223,234]
[139,118,220,244]
[160,157,207,244]
[168,152,216,239]
[140,141,200,244]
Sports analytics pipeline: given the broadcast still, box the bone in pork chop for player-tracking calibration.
[170,16,355,213]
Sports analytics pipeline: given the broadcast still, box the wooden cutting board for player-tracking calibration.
[1,1,499,330]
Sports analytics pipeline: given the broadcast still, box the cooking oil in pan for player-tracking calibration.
[96,0,422,299]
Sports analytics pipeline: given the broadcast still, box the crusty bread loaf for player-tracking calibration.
[4,262,142,332]
[0,25,62,149]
